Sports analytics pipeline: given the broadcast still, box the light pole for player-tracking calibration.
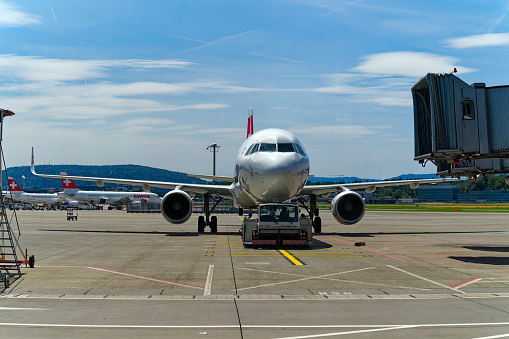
[206,143,220,184]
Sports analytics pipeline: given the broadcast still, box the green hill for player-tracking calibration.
[2,164,206,192]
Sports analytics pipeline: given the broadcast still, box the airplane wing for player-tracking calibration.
[300,177,463,196]
[31,149,233,197]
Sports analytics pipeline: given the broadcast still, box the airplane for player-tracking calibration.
[5,177,60,205]
[31,109,460,233]
[58,173,162,209]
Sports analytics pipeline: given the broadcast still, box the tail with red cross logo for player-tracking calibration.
[60,172,79,191]
[7,177,24,193]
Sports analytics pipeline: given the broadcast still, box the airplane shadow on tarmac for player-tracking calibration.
[324,231,502,238]
[449,256,509,265]
[449,245,509,265]
[39,229,243,237]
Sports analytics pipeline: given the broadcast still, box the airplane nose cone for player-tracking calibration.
[252,154,309,203]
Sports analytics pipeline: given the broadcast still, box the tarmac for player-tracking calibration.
[0,208,508,338]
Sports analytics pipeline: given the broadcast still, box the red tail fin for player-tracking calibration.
[247,107,254,138]
[60,172,79,190]
[7,177,23,192]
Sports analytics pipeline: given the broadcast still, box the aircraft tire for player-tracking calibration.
[210,216,218,233]
[29,255,35,268]
[4,275,9,288]
[198,216,205,233]
[313,217,322,234]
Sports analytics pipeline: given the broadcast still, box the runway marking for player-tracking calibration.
[204,265,214,296]
[278,249,305,265]
[451,277,483,289]
[321,235,409,262]
[0,307,51,311]
[236,267,375,291]
[473,334,509,339]
[236,267,430,290]
[87,267,204,290]
[275,325,414,338]
[387,265,465,294]
[0,322,508,329]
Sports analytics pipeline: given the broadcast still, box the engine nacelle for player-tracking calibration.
[331,191,365,225]
[161,190,193,224]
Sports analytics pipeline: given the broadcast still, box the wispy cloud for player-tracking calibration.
[352,51,476,77]
[445,33,509,48]
[175,30,260,53]
[0,1,40,27]
[0,55,193,83]
[291,125,378,138]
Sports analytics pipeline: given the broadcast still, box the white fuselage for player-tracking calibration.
[60,190,162,206]
[4,191,59,205]
[229,128,310,207]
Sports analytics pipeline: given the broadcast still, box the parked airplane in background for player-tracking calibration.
[59,173,162,209]
[31,109,460,232]
[5,177,60,205]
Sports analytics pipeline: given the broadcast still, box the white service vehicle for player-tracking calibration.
[242,203,312,246]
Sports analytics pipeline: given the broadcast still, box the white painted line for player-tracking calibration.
[204,265,214,296]
[236,267,376,291]
[387,265,465,294]
[237,267,430,291]
[0,322,507,329]
[87,267,204,290]
[0,307,50,311]
[274,325,415,338]
[473,334,509,339]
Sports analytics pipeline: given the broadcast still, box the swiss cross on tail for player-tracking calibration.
[247,107,254,138]
[7,177,23,192]
[60,172,79,190]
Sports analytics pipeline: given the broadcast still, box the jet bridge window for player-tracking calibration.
[277,143,295,152]
[462,100,475,120]
[259,143,276,152]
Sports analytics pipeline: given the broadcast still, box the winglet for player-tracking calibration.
[247,107,254,138]
[31,147,36,175]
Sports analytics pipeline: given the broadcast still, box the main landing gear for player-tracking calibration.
[198,193,222,233]
[298,194,321,234]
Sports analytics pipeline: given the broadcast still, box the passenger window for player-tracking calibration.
[278,143,295,152]
[294,143,307,156]
[462,100,475,120]
[259,143,276,152]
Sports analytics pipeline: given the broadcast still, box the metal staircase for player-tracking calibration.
[0,203,22,287]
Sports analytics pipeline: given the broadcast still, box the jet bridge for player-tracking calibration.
[412,73,509,177]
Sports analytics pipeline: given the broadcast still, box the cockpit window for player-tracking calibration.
[294,143,307,156]
[259,143,276,152]
[245,143,260,155]
[249,143,259,154]
[278,143,295,152]
[244,144,255,155]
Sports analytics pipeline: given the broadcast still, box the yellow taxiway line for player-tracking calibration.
[277,249,305,265]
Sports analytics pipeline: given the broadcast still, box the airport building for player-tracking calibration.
[457,189,509,202]
[417,183,509,202]
[417,183,460,202]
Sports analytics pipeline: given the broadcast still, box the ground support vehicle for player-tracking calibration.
[242,203,312,246]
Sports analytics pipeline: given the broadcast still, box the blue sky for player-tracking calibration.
[1,0,509,179]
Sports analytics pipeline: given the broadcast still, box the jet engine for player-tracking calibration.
[331,191,365,225]
[161,190,193,224]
